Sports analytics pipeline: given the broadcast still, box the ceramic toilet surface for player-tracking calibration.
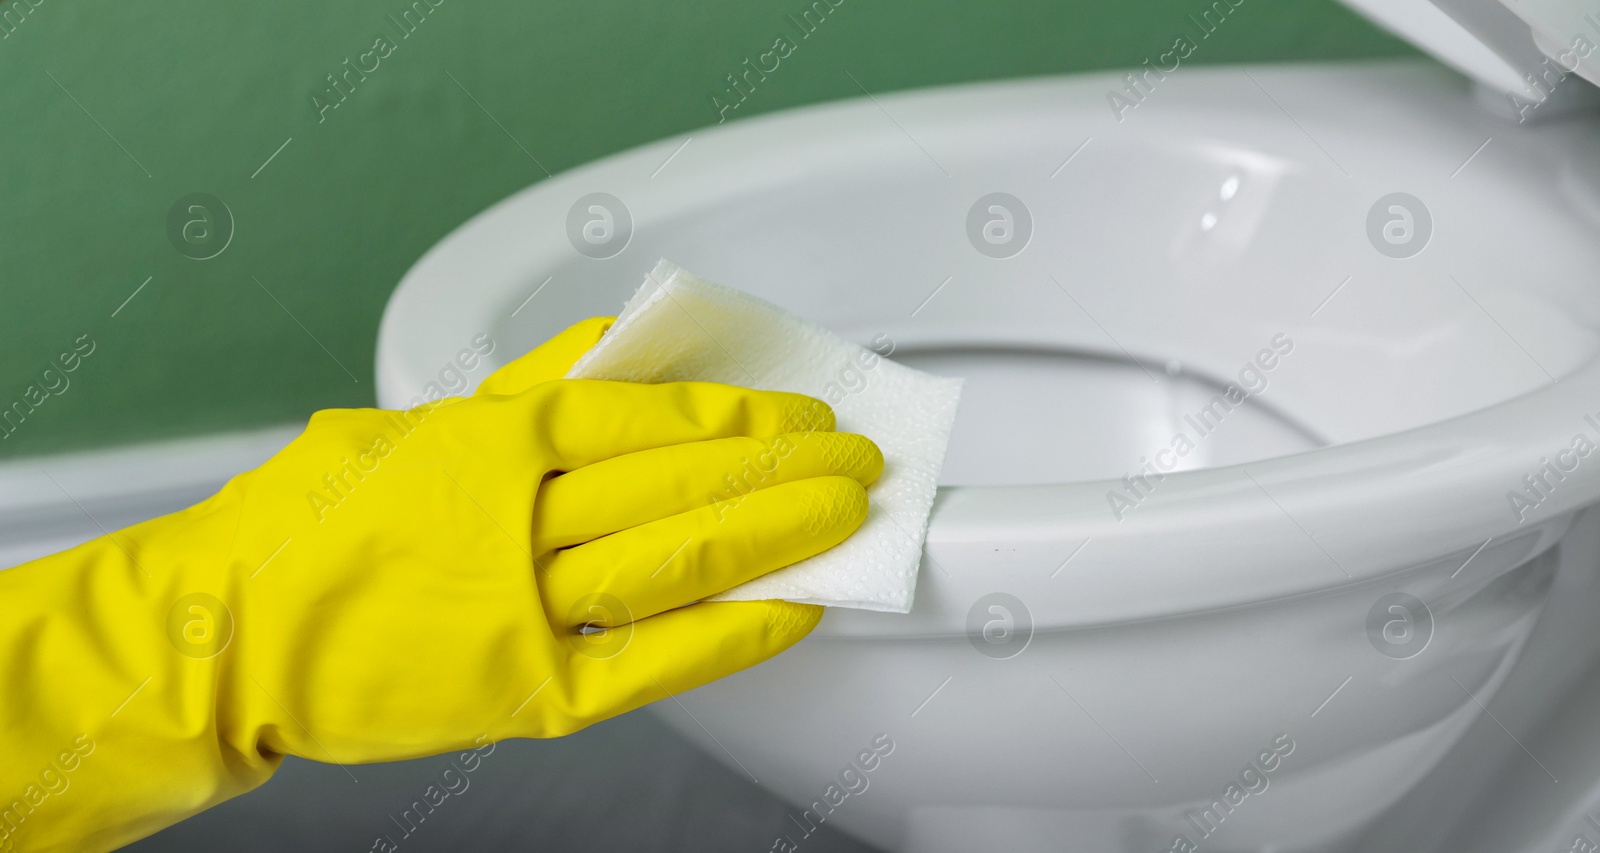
[380,60,1600,632]
[378,61,1600,853]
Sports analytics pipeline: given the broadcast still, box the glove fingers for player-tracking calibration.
[531,431,883,551]
[538,475,868,628]
[538,600,823,735]
[530,380,836,472]
[474,316,614,397]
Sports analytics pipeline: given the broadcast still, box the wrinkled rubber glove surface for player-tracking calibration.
[0,317,882,853]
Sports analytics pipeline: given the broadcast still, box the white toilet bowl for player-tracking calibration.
[377,50,1600,853]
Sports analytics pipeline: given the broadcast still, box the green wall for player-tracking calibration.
[0,0,1416,458]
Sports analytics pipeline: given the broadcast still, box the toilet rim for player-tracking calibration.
[905,357,1597,626]
[377,63,1600,633]
[805,360,1592,637]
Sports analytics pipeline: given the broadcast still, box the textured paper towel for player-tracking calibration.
[566,260,962,613]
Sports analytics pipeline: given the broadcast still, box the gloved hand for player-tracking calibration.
[0,317,882,853]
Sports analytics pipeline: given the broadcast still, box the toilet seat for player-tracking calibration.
[377,60,1600,638]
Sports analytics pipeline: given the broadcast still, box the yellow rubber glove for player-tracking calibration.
[0,317,882,853]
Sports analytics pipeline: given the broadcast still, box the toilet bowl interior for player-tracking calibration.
[480,70,1600,489]
[881,346,1322,485]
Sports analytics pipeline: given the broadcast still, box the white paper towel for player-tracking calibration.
[566,260,962,613]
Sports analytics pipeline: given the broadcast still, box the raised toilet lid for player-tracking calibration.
[1339,0,1600,101]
